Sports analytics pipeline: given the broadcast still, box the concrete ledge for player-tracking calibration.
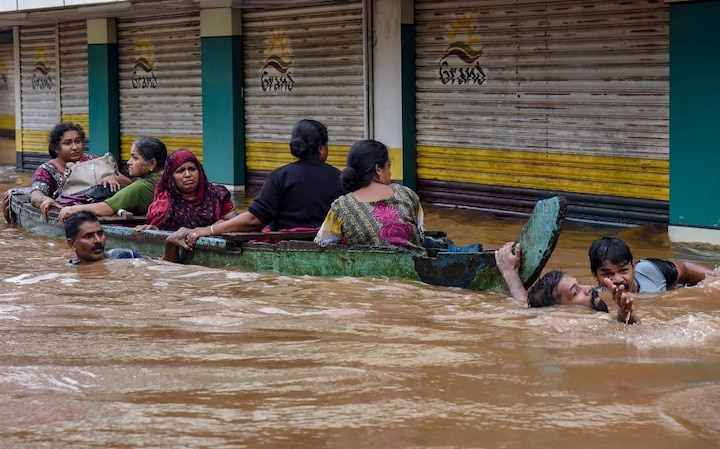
[669,225,720,246]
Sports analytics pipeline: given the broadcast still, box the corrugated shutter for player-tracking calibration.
[414,0,669,224]
[117,11,202,162]
[19,24,58,167]
[0,40,15,132]
[243,1,366,189]
[58,21,89,137]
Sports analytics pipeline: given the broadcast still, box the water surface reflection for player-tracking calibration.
[1,166,720,448]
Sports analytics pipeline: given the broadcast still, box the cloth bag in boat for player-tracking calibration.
[59,152,119,196]
[55,184,121,206]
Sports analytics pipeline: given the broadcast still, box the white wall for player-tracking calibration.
[372,0,402,150]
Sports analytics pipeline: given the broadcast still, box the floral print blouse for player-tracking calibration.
[314,183,425,252]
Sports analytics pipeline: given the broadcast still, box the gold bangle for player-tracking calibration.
[210,224,215,236]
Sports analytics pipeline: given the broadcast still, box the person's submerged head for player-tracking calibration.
[128,136,167,178]
[64,211,106,263]
[289,119,329,162]
[340,139,391,193]
[588,236,636,292]
[527,270,609,313]
[160,149,205,198]
[48,122,85,161]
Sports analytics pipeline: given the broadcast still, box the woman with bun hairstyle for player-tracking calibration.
[165,119,343,259]
[314,139,425,252]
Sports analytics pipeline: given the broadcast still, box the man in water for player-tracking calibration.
[588,236,713,293]
[495,242,640,324]
[65,211,144,264]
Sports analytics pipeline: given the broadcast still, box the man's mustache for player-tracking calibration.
[91,243,104,251]
[590,289,609,313]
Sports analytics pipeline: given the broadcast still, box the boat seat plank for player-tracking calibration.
[99,215,147,225]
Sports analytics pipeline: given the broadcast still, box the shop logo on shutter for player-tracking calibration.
[439,13,486,86]
[132,37,157,89]
[32,44,54,90]
[260,31,294,92]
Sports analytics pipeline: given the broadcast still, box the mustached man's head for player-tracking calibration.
[65,211,106,263]
[527,270,608,313]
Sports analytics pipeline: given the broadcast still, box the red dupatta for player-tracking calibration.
[146,149,231,231]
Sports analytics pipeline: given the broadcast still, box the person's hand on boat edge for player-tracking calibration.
[58,205,79,223]
[134,224,158,233]
[601,277,640,324]
[39,196,59,222]
[495,241,528,303]
[162,228,197,263]
[166,227,196,250]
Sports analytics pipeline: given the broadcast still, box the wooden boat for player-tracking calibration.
[7,189,566,291]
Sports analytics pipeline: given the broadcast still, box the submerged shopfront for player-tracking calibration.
[0,0,718,242]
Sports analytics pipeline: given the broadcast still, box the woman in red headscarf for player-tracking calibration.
[137,149,236,231]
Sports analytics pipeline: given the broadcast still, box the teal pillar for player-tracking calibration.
[669,1,720,228]
[87,18,119,159]
[200,8,245,186]
[400,1,416,191]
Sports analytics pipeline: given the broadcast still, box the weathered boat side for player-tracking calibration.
[225,241,424,280]
[8,190,566,291]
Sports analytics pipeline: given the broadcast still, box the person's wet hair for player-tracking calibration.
[64,210,99,241]
[289,119,329,160]
[48,122,85,158]
[527,270,610,313]
[340,139,389,193]
[589,237,633,274]
[527,269,564,308]
[133,136,167,171]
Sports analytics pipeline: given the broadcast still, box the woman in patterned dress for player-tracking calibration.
[4,122,130,222]
[314,139,425,253]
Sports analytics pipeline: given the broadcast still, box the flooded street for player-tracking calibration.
[1,165,720,448]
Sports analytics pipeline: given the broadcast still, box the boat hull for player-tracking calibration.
[8,190,566,291]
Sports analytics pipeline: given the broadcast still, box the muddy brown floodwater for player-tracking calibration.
[1,165,719,448]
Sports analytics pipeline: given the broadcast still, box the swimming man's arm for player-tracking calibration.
[672,260,713,287]
[495,242,528,302]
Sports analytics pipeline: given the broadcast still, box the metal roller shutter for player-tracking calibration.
[0,40,15,132]
[117,11,202,162]
[243,1,366,190]
[58,21,89,138]
[414,0,669,224]
[19,24,58,168]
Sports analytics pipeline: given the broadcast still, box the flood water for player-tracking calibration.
[1,165,720,448]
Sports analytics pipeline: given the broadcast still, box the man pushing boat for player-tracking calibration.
[64,211,146,264]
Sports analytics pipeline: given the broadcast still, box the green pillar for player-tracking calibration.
[200,7,245,186]
[669,1,720,229]
[400,0,417,191]
[87,18,119,159]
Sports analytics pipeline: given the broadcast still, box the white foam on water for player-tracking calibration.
[3,272,63,285]
[225,271,263,281]
[258,306,292,315]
